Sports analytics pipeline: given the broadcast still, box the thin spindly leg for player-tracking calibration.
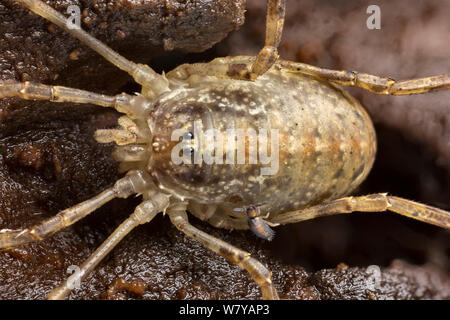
[15,0,168,98]
[168,54,450,95]
[167,206,279,300]
[250,0,286,80]
[111,145,148,163]
[47,193,170,300]
[168,56,449,95]
[0,80,149,118]
[0,80,149,145]
[207,213,248,230]
[269,193,450,229]
[0,170,152,249]
[277,60,450,95]
[170,0,285,82]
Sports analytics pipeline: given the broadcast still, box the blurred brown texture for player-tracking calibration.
[0,0,449,299]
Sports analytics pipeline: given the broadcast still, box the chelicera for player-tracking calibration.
[0,0,449,300]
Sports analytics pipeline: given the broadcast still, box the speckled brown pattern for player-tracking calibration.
[149,63,376,228]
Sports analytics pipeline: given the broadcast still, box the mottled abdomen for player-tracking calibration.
[149,69,376,224]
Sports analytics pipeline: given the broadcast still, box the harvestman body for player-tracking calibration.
[0,0,449,299]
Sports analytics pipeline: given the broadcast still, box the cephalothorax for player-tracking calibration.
[0,0,449,300]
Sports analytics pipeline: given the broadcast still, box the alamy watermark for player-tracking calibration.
[366,5,381,30]
[66,265,82,290]
[64,4,380,33]
[171,120,279,176]
[365,265,382,293]
[66,5,81,30]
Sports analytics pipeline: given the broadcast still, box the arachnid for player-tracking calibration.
[0,0,449,300]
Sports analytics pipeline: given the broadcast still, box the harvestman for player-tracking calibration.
[0,0,449,299]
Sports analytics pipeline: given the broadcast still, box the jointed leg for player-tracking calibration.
[47,193,170,300]
[169,55,449,96]
[269,193,450,229]
[167,206,279,300]
[250,0,286,80]
[0,170,152,249]
[0,80,119,106]
[277,60,450,95]
[14,0,168,97]
[0,80,147,118]
[166,0,286,83]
